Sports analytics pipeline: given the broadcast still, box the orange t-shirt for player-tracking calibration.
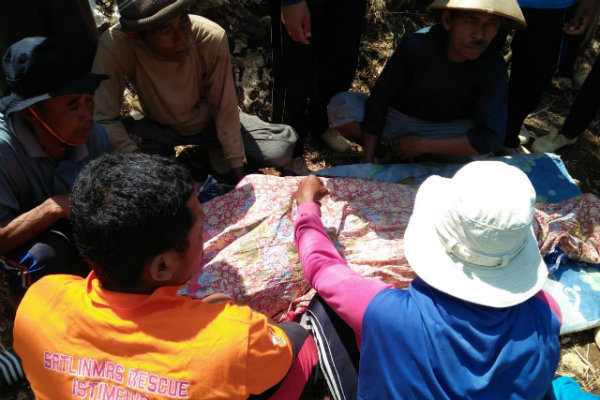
[14,273,293,399]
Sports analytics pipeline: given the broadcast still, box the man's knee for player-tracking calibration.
[328,91,367,128]
[266,322,319,400]
[241,114,298,168]
[1,225,88,301]
[263,124,297,168]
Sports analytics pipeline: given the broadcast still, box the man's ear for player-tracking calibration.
[147,251,177,283]
[441,10,453,30]
[126,32,146,46]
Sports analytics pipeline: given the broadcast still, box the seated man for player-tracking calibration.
[0,0,99,95]
[0,37,111,306]
[293,162,561,398]
[14,153,318,399]
[93,0,298,181]
[0,37,111,390]
[328,0,526,163]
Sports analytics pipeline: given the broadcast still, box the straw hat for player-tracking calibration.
[428,0,527,30]
[403,161,548,308]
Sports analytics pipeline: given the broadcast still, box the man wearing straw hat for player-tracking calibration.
[293,161,561,398]
[328,0,527,164]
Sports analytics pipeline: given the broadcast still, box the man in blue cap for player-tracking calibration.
[0,36,111,391]
[0,36,111,308]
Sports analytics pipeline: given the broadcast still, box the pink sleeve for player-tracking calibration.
[294,202,393,347]
[535,290,562,325]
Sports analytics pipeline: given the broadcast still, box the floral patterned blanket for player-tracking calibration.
[180,165,600,332]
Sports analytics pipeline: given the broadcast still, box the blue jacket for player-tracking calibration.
[359,278,561,400]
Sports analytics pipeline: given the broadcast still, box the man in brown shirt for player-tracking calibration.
[93,0,298,180]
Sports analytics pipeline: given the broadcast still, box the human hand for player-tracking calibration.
[294,175,329,205]
[393,134,424,159]
[563,0,599,35]
[281,1,311,44]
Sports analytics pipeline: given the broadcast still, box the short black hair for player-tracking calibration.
[71,153,195,287]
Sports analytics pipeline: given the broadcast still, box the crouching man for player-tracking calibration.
[93,0,299,180]
[14,153,318,399]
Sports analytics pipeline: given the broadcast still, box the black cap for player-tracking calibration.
[0,37,108,116]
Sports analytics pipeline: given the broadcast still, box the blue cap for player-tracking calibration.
[0,37,108,116]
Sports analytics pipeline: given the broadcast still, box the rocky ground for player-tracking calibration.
[2,0,600,398]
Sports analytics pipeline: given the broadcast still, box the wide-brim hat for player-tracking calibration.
[117,0,190,32]
[0,37,107,117]
[428,0,527,30]
[404,161,548,308]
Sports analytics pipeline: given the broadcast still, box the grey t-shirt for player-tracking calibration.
[0,112,111,221]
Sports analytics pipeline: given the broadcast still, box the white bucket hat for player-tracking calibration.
[428,0,527,30]
[404,161,548,308]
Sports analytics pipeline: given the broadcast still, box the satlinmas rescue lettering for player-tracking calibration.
[44,351,190,399]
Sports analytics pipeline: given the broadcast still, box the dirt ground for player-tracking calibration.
[3,0,600,398]
[518,85,600,395]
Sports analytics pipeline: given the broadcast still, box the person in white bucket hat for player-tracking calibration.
[327,0,526,165]
[404,160,547,307]
[293,161,561,399]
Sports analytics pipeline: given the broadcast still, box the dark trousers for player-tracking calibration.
[505,7,569,147]
[562,54,600,138]
[301,295,360,400]
[249,322,319,400]
[122,111,297,169]
[0,219,89,303]
[271,0,366,155]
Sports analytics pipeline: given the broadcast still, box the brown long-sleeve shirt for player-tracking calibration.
[92,15,245,167]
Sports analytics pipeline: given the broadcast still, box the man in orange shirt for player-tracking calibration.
[13,153,318,399]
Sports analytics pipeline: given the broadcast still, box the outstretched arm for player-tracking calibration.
[294,176,392,346]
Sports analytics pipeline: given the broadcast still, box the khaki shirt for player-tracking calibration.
[92,15,244,167]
